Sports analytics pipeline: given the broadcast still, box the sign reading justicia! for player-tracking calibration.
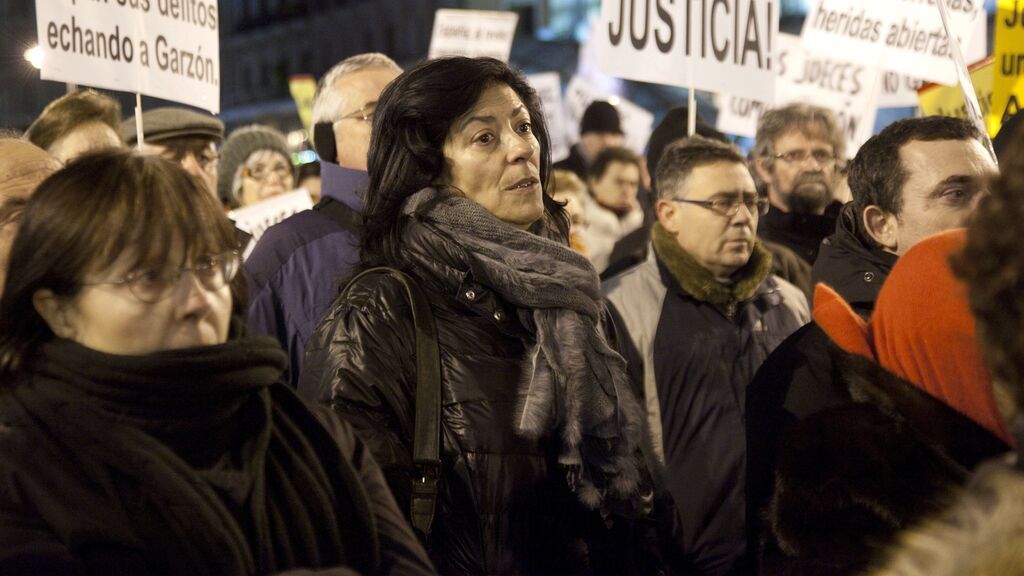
[597,0,780,102]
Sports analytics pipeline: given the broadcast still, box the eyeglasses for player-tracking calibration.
[339,102,376,123]
[243,162,292,181]
[771,149,837,166]
[83,251,240,303]
[672,196,770,217]
[196,150,219,174]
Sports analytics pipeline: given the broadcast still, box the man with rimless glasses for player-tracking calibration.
[603,136,809,575]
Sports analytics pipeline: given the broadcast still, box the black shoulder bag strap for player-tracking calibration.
[342,266,442,541]
[314,196,363,234]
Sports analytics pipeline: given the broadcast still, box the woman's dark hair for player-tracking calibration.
[0,150,237,374]
[361,56,568,268]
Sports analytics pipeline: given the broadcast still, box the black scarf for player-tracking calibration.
[399,188,644,508]
[6,335,379,574]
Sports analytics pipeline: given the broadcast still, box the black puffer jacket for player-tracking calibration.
[300,251,634,576]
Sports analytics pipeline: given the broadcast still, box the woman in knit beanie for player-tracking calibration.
[758,229,1012,575]
[217,124,294,208]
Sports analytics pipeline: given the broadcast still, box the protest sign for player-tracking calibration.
[991,0,1024,135]
[229,190,315,259]
[527,72,571,163]
[564,75,654,156]
[917,57,996,135]
[596,0,779,102]
[800,0,984,86]
[34,0,220,112]
[715,33,879,153]
[428,9,518,62]
[876,9,987,107]
[289,75,317,134]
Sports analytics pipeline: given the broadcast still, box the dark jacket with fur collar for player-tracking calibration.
[761,349,1010,575]
[605,227,809,576]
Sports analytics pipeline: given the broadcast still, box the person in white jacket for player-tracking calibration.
[581,147,644,274]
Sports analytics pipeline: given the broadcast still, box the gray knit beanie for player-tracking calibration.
[217,124,290,207]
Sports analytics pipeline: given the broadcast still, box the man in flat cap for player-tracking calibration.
[555,100,626,182]
[123,107,224,198]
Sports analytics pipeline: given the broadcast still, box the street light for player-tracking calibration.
[24,45,76,94]
[24,46,42,69]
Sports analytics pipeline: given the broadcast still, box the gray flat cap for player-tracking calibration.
[122,107,224,145]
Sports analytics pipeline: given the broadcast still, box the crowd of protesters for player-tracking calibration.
[0,51,1023,576]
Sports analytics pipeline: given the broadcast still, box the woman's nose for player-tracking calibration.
[177,271,213,318]
[507,133,535,163]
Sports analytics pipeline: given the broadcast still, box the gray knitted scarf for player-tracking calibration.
[400,187,644,507]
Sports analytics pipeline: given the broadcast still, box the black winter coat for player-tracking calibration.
[811,203,897,315]
[759,349,1010,575]
[745,204,899,569]
[300,259,635,576]
[0,336,433,576]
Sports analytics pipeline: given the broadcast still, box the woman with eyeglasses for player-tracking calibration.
[300,57,650,575]
[217,124,295,208]
[0,151,434,575]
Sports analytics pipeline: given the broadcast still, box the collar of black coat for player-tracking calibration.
[834,345,1010,469]
[651,222,772,307]
[812,203,898,315]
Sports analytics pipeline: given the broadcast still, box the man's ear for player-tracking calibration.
[752,156,772,185]
[32,289,76,339]
[656,198,680,233]
[862,205,898,252]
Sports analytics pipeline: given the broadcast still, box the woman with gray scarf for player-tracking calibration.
[299,57,650,575]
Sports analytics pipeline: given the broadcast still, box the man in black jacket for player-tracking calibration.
[745,115,998,572]
[605,136,809,575]
[750,103,846,264]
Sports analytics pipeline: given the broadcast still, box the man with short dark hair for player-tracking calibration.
[555,100,625,181]
[25,89,123,164]
[751,103,846,263]
[245,53,401,388]
[122,107,224,198]
[605,135,809,575]
[581,147,643,273]
[745,115,996,571]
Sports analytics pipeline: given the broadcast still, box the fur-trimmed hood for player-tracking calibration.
[762,348,1010,575]
[870,460,1024,575]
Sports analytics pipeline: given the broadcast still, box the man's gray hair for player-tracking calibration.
[751,102,846,171]
[311,53,401,125]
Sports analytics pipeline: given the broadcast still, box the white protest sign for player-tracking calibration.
[596,0,779,102]
[800,0,984,86]
[229,190,314,259]
[527,72,571,163]
[34,0,220,112]
[876,9,987,107]
[716,33,879,153]
[428,9,518,62]
[564,75,654,156]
